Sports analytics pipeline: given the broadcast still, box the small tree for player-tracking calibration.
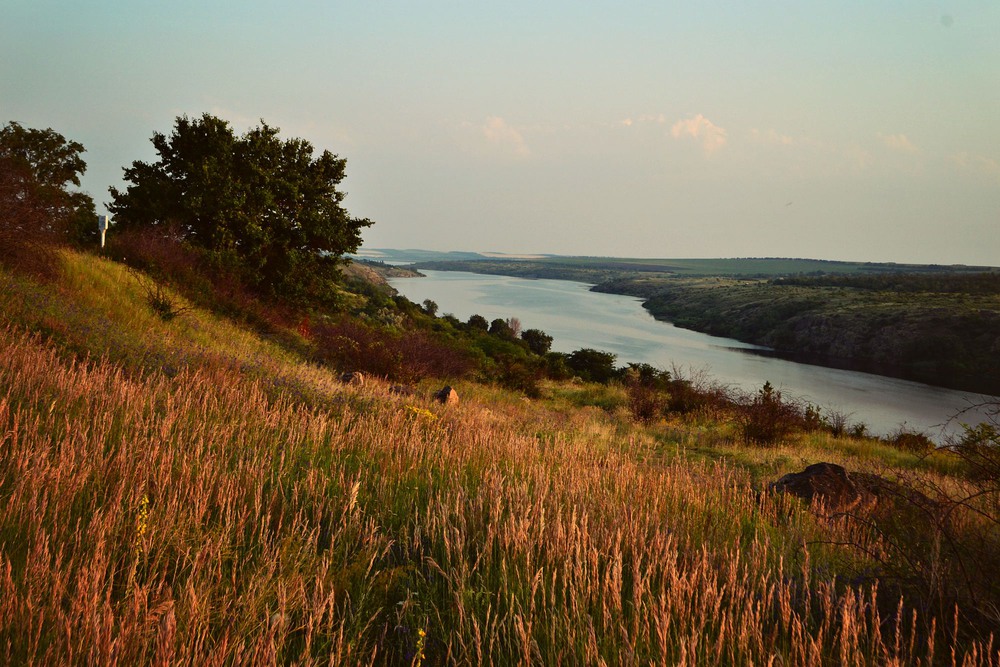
[521,328,553,355]
[567,348,618,384]
[467,314,489,332]
[505,317,522,338]
[624,362,671,389]
[739,381,799,445]
[0,121,95,225]
[489,318,514,338]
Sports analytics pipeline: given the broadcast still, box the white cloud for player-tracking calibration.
[750,128,794,146]
[620,114,667,129]
[670,114,727,154]
[877,132,919,153]
[482,116,529,156]
[950,152,1000,181]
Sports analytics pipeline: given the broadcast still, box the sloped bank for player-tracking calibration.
[595,277,1000,396]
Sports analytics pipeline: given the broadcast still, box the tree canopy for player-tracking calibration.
[566,348,618,384]
[108,114,372,301]
[0,121,95,239]
[521,328,553,355]
[1,121,96,274]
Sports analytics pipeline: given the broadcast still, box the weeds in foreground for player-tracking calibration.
[1,252,998,664]
[128,266,190,321]
[0,325,997,665]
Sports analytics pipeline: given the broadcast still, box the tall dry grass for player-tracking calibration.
[1,252,998,664]
[0,323,997,665]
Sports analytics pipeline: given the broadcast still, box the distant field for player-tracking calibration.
[368,248,997,278]
[538,255,997,276]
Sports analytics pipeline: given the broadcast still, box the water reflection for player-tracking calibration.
[389,270,996,440]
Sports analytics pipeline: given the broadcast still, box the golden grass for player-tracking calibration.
[0,251,997,664]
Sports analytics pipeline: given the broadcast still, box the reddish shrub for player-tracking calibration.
[313,319,473,383]
[738,382,802,446]
[0,158,62,279]
[107,226,300,333]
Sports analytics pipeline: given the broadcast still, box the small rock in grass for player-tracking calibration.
[434,386,459,405]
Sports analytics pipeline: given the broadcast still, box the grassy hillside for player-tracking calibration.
[1,250,998,664]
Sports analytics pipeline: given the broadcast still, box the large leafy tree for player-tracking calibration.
[108,113,372,300]
[0,121,96,274]
[0,121,96,240]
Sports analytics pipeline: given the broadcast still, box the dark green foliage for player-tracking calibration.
[108,114,372,303]
[494,355,545,398]
[410,256,985,281]
[521,328,553,355]
[467,314,489,332]
[488,318,514,339]
[0,121,95,229]
[623,363,673,422]
[566,348,617,384]
[955,419,1000,484]
[664,380,702,414]
[849,422,870,439]
[0,122,96,273]
[776,272,1000,295]
[544,352,572,380]
[393,295,422,318]
[803,403,823,431]
[471,333,530,364]
[641,280,1000,395]
[624,362,671,389]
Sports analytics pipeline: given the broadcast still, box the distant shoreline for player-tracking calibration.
[404,258,1000,396]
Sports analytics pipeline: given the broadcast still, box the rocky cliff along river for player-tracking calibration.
[389,269,998,441]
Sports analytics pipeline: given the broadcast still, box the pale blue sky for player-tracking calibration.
[3,1,998,264]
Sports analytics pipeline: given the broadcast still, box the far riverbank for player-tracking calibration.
[409,259,1000,396]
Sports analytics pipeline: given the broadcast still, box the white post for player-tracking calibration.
[97,215,110,248]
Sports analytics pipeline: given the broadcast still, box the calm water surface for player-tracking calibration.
[390,270,997,440]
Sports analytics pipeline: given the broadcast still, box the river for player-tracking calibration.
[389,269,997,441]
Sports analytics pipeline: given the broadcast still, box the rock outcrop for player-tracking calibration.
[770,462,940,519]
[770,462,877,514]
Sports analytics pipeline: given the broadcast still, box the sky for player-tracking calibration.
[3,1,999,265]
